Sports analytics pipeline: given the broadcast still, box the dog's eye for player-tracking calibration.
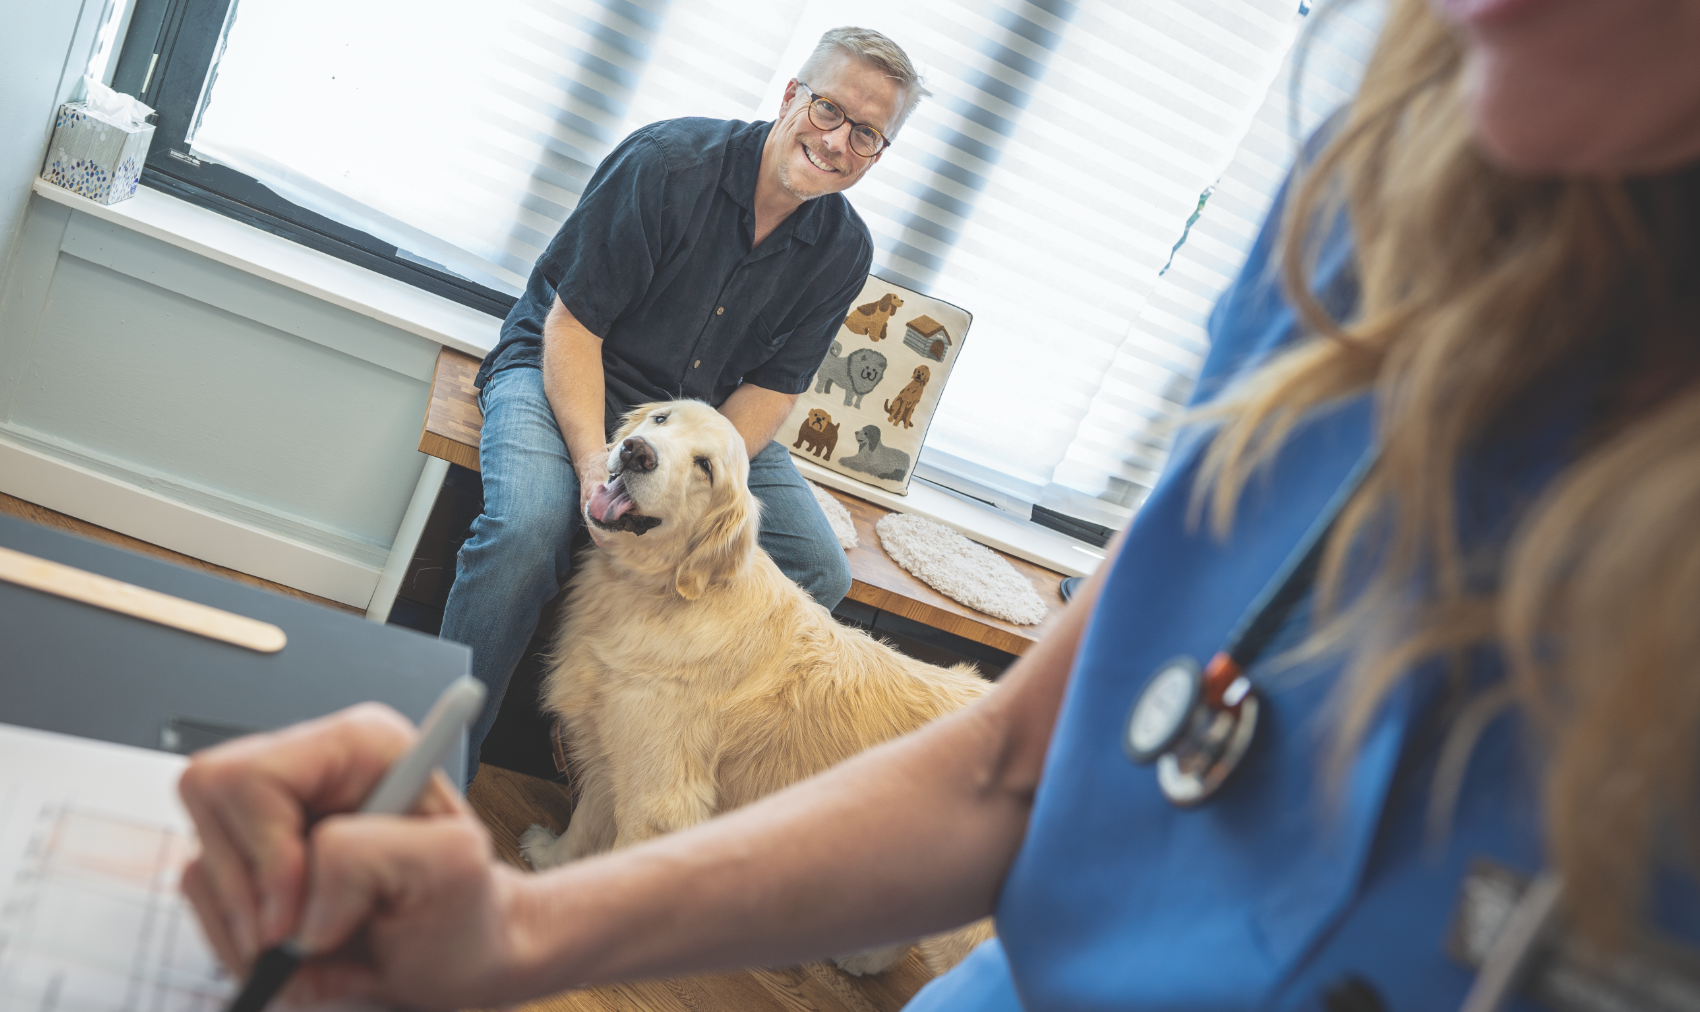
[694,456,713,482]
[653,413,668,425]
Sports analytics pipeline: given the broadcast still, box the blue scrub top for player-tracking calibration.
[903,174,1700,1010]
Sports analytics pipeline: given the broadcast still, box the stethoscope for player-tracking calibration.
[1123,445,1381,807]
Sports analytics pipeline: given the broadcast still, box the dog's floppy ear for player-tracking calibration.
[674,476,758,600]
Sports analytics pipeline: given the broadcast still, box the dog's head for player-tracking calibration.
[584,401,757,599]
[854,425,881,452]
[805,408,831,432]
[881,293,904,311]
[910,364,930,385]
[847,349,887,392]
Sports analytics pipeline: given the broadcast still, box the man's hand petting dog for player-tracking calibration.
[576,453,610,512]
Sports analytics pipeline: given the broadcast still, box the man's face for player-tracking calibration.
[770,54,904,202]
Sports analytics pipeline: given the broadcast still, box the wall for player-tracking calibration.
[0,0,106,282]
[0,0,461,609]
[0,194,441,605]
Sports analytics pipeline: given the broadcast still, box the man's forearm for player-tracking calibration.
[718,383,798,458]
[540,297,611,475]
[503,565,1107,993]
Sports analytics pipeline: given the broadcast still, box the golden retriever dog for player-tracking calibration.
[842,292,903,341]
[883,364,930,429]
[518,400,993,977]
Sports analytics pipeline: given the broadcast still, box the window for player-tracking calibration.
[111,0,1382,534]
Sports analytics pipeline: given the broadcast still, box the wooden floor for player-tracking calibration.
[0,492,359,614]
[467,765,935,1012]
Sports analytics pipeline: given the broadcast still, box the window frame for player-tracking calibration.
[106,0,1158,547]
[110,0,516,319]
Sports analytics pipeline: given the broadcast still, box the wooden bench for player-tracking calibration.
[420,348,1066,654]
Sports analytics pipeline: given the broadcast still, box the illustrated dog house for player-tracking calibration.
[902,315,952,361]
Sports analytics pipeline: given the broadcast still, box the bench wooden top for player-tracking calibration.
[420,347,1064,654]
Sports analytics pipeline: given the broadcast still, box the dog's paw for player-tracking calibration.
[832,944,908,977]
[517,823,562,870]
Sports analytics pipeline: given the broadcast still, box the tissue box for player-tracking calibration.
[41,104,154,205]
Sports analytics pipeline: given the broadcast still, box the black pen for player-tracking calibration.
[224,676,487,1012]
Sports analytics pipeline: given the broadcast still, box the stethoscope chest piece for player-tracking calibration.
[1120,445,1379,809]
[1124,654,1261,807]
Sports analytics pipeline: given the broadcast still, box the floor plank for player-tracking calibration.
[0,492,360,614]
[465,766,932,1012]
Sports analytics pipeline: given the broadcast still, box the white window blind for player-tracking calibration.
[1041,0,1385,525]
[186,0,1381,530]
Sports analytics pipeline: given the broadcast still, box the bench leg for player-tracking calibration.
[366,456,449,623]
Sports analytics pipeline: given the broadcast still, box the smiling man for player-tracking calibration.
[444,28,927,769]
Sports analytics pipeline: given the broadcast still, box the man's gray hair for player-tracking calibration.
[797,27,930,134]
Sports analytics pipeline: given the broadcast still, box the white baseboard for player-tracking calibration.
[0,437,381,607]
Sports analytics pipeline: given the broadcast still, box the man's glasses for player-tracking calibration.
[796,83,891,158]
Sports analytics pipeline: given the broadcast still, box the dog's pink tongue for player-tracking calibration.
[588,476,637,523]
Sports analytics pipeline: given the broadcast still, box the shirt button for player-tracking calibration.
[694,360,701,368]
[716,307,724,315]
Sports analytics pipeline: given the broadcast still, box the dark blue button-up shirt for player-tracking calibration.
[476,117,875,437]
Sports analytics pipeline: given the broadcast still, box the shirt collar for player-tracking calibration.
[722,120,826,247]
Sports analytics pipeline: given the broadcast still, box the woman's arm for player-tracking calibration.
[180,542,1118,1009]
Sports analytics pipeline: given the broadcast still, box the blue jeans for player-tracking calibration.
[440,366,852,774]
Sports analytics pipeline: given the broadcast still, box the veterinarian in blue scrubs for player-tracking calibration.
[442,28,924,768]
[175,2,1700,1008]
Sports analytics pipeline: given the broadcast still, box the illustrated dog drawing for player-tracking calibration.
[842,292,904,341]
[813,341,888,409]
[792,407,840,460]
[883,364,930,429]
[519,401,992,978]
[840,424,912,482]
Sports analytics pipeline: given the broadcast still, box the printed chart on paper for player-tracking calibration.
[0,724,234,1011]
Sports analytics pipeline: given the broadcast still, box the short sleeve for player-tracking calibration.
[741,238,874,394]
[541,129,670,339]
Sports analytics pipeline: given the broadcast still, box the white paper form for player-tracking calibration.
[0,723,234,1011]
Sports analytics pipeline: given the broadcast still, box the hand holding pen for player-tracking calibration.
[178,679,544,1010]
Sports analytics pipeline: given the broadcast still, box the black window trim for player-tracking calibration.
[110,0,517,320]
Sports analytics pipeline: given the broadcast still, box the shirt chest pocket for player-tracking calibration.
[747,312,782,348]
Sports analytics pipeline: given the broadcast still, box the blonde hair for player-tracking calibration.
[1200,0,1700,947]
[798,27,930,133]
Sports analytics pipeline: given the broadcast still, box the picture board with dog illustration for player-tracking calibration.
[784,275,971,495]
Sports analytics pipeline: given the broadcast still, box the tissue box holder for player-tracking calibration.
[41,104,155,205]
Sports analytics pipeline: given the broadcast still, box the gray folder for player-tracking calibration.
[0,514,473,786]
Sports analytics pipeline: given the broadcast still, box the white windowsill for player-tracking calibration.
[32,178,1102,578]
[30,178,501,358]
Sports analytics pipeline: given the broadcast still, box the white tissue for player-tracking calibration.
[80,75,153,131]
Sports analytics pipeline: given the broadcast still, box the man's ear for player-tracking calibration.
[674,482,757,600]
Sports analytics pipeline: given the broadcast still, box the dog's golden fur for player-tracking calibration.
[520,400,992,977]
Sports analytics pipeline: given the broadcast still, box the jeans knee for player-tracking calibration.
[793,543,852,610]
[461,505,578,579]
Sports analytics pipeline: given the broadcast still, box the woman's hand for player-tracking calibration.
[178,704,541,1009]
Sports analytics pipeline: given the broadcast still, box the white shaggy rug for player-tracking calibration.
[875,513,1048,626]
[807,480,859,550]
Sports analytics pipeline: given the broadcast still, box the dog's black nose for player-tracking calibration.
[619,436,657,472]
